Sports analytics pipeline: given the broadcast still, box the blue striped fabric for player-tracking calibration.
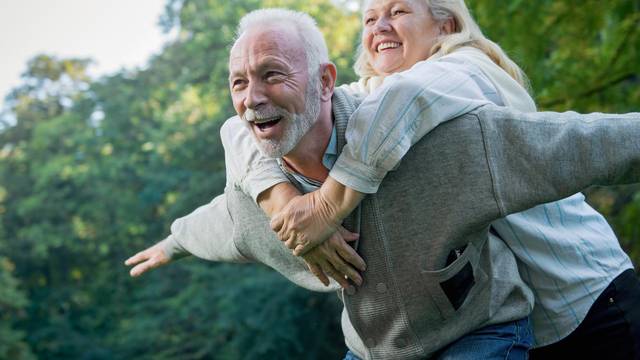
[492,193,632,346]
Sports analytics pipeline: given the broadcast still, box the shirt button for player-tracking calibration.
[366,338,376,348]
[609,297,615,304]
[346,286,357,296]
[376,283,387,293]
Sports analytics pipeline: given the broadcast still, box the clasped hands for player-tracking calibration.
[270,185,365,289]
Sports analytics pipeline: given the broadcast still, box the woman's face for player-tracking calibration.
[362,0,442,76]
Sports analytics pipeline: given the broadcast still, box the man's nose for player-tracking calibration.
[244,82,267,109]
[373,17,392,35]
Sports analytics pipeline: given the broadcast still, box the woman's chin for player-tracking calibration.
[373,60,406,76]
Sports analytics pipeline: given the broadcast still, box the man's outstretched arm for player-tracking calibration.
[125,193,247,277]
[124,190,365,288]
[479,106,640,216]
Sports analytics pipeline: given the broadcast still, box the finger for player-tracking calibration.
[327,253,363,286]
[270,212,284,232]
[337,227,360,242]
[129,260,154,277]
[321,261,350,289]
[306,262,329,286]
[277,225,290,243]
[125,251,149,266]
[292,244,307,256]
[284,233,297,250]
[336,242,366,272]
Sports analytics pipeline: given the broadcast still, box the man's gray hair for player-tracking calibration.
[236,8,329,75]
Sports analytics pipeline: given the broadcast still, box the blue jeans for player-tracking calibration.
[343,317,533,360]
[343,350,360,360]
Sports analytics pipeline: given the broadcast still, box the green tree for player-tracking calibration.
[0,257,35,360]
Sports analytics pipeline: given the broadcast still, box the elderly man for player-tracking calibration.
[127,8,640,360]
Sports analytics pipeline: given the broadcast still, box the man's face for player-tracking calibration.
[229,25,321,158]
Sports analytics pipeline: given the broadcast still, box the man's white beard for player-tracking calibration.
[244,75,322,158]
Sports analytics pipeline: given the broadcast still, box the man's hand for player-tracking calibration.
[125,240,171,277]
[270,190,341,255]
[302,227,366,288]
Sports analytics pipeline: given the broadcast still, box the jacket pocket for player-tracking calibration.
[421,241,488,319]
[441,261,475,310]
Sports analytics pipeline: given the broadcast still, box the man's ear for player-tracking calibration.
[440,17,456,35]
[320,62,337,102]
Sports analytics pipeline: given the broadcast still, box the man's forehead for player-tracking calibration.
[229,24,305,68]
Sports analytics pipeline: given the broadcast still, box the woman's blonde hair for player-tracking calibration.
[355,0,529,89]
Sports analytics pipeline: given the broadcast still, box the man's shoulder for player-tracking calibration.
[332,86,363,119]
[220,114,244,135]
[220,115,252,148]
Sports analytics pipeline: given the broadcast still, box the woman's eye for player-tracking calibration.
[392,9,407,16]
[364,17,376,25]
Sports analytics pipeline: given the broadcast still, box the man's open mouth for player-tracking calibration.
[254,116,282,131]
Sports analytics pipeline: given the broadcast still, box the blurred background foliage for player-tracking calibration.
[0,0,638,358]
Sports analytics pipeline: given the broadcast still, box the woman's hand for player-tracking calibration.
[270,189,342,255]
[270,176,365,255]
[302,227,366,288]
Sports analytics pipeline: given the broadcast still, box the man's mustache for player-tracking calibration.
[243,107,290,124]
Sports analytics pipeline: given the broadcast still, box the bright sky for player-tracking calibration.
[0,0,171,109]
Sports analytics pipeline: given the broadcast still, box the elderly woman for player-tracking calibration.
[239,1,639,359]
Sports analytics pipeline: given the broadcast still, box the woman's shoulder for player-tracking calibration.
[435,46,491,66]
[338,77,385,96]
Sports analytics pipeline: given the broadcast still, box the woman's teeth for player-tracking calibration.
[378,42,400,51]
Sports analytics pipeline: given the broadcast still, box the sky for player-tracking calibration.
[0,0,171,109]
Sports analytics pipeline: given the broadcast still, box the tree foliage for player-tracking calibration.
[0,0,638,359]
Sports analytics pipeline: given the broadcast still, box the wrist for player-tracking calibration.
[319,176,365,222]
[258,182,302,217]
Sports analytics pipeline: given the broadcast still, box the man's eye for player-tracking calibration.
[265,72,284,81]
[231,79,246,90]
[392,9,407,16]
[364,17,376,25]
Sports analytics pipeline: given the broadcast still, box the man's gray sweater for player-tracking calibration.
[168,88,640,359]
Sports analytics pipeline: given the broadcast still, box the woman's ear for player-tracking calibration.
[320,62,337,102]
[440,17,455,35]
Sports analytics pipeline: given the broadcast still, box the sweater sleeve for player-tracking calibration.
[330,56,494,193]
[477,105,640,216]
[161,194,249,263]
[220,117,290,202]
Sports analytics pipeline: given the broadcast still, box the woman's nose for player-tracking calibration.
[373,17,392,35]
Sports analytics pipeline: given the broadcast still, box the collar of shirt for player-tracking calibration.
[277,126,338,192]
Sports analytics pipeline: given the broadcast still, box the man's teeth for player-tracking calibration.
[378,42,400,51]
[255,117,281,131]
[253,116,281,124]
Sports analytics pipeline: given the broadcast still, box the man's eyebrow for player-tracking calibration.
[228,57,290,81]
[228,68,244,81]
[256,58,288,71]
